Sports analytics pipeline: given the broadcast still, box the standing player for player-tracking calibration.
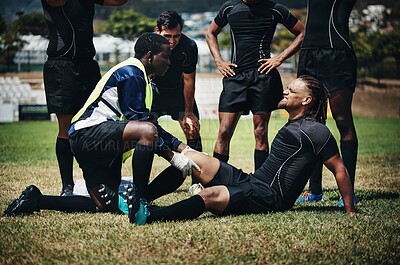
[206,0,304,171]
[41,0,128,196]
[152,11,203,187]
[296,0,358,206]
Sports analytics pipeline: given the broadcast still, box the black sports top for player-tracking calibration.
[302,0,356,50]
[251,117,339,211]
[152,34,198,90]
[214,0,298,72]
[41,0,104,60]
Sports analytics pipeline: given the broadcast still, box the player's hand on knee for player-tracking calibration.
[181,146,208,156]
[169,153,201,177]
[183,113,200,136]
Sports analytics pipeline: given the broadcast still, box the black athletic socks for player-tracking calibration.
[132,144,155,198]
[308,162,323,195]
[38,195,97,213]
[254,149,269,171]
[213,152,229,163]
[340,139,358,190]
[147,195,206,223]
[187,137,202,152]
[144,166,185,202]
[56,137,74,189]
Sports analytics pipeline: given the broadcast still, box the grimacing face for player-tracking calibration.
[278,79,311,110]
[156,25,182,50]
[151,43,171,76]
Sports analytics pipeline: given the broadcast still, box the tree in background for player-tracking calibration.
[0,12,47,71]
[100,10,153,40]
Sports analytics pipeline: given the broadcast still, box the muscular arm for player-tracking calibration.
[183,72,195,114]
[323,154,356,214]
[258,20,305,74]
[206,21,237,77]
[182,72,200,137]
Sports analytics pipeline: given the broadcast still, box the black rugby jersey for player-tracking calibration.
[251,117,339,211]
[214,0,298,72]
[152,34,198,90]
[302,0,356,50]
[41,0,103,60]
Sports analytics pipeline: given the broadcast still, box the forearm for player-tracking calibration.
[335,169,356,214]
[160,147,175,161]
[324,154,355,214]
[183,74,196,113]
[206,26,223,65]
[274,31,304,64]
[274,21,304,64]
[176,143,188,153]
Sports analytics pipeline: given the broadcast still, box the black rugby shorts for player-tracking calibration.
[219,68,283,115]
[297,48,357,92]
[207,162,276,215]
[69,121,128,190]
[44,58,101,114]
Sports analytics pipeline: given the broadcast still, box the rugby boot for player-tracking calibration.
[4,185,42,216]
[125,183,150,225]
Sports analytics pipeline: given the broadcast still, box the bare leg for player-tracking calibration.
[122,120,158,150]
[253,113,271,170]
[214,112,242,156]
[330,90,357,142]
[198,186,230,214]
[330,89,358,190]
[56,113,74,139]
[185,151,221,185]
[253,113,270,150]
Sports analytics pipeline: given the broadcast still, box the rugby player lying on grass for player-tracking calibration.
[127,75,356,225]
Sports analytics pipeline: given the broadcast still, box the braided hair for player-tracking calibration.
[134,33,170,59]
[298,75,330,124]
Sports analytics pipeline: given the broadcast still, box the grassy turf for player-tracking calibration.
[0,116,399,264]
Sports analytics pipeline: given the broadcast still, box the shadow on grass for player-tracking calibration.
[359,190,400,200]
[292,205,340,213]
[291,188,399,213]
[312,188,399,201]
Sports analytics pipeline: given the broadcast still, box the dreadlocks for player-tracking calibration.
[299,75,330,124]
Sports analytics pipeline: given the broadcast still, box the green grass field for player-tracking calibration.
[0,116,399,264]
